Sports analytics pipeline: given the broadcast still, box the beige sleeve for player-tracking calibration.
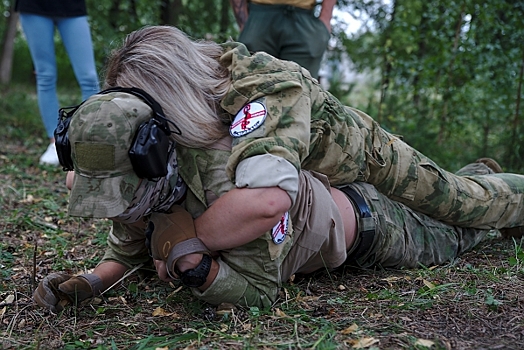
[235,154,299,204]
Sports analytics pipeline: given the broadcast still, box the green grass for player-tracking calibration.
[1,83,524,349]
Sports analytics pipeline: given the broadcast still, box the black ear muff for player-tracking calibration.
[129,118,170,179]
[54,106,80,172]
[53,87,181,180]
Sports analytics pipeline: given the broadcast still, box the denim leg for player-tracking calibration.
[19,13,58,139]
[56,16,99,100]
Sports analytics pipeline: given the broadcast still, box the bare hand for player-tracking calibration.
[154,259,176,282]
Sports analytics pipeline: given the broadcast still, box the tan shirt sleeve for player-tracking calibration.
[235,153,299,204]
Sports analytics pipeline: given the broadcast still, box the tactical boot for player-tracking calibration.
[475,157,504,173]
[500,227,524,238]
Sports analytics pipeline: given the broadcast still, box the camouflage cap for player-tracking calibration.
[68,92,153,218]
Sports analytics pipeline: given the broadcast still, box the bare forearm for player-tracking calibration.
[195,187,291,251]
[230,0,249,30]
[319,0,336,32]
[92,261,129,290]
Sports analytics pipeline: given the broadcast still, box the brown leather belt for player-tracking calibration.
[339,186,376,262]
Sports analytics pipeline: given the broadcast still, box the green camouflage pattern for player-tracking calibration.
[177,146,291,307]
[175,144,495,307]
[219,43,524,230]
[68,92,152,218]
[347,163,494,268]
[100,222,152,268]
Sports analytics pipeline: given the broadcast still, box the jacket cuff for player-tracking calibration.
[235,154,299,205]
[190,259,248,305]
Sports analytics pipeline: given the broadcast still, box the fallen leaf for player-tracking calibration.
[382,276,402,283]
[274,308,288,318]
[18,318,26,328]
[20,195,34,204]
[423,279,436,289]
[1,294,15,304]
[152,307,174,317]
[341,323,359,334]
[296,294,320,303]
[91,297,102,305]
[415,338,435,348]
[351,337,379,348]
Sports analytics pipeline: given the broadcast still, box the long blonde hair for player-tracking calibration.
[104,25,231,148]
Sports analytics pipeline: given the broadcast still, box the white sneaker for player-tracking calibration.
[39,142,60,166]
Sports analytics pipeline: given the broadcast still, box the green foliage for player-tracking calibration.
[86,0,238,69]
[331,0,524,172]
[5,0,523,171]
[509,239,524,267]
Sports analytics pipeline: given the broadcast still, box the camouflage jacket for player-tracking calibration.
[178,145,293,308]
[220,42,370,198]
[100,144,292,308]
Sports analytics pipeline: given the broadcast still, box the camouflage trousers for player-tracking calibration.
[350,108,524,230]
[347,162,494,269]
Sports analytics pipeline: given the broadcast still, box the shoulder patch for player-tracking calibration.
[272,212,289,245]
[230,101,267,137]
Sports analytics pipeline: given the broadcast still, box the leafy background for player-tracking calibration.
[3,0,523,173]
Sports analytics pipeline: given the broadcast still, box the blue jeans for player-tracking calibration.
[19,13,99,138]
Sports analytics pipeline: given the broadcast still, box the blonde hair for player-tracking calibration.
[104,26,231,148]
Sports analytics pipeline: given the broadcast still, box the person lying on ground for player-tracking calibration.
[34,91,519,312]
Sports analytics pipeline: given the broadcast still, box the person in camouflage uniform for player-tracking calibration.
[32,25,524,311]
[102,26,524,231]
[34,92,505,311]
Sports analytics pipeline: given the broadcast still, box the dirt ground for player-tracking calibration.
[1,142,524,349]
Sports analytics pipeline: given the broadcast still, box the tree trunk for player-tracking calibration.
[508,48,524,168]
[219,0,230,34]
[437,3,464,145]
[0,10,19,85]
[108,0,122,29]
[378,0,396,123]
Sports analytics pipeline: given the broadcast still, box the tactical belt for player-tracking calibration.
[339,186,376,262]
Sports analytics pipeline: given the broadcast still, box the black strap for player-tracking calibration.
[339,186,376,262]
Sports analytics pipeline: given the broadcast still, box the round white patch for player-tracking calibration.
[230,101,267,137]
[272,212,289,245]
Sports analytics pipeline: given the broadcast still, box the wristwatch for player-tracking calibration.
[179,254,212,288]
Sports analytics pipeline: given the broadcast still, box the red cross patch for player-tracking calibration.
[272,212,289,245]
[230,101,267,137]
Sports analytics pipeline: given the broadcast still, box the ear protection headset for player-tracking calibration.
[54,87,181,180]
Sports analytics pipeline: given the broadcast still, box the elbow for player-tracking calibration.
[259,187,292,219]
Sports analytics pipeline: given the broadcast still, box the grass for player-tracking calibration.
[1,84,524,349]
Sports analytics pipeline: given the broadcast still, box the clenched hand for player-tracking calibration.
[33,273,103,313]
